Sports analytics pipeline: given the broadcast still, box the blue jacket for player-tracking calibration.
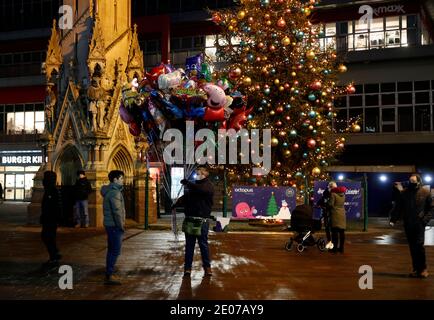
[101,183,126,230]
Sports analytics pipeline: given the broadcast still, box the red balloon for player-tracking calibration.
[146,63,166,83]
[129,122,141,136]
[203,107,225,122]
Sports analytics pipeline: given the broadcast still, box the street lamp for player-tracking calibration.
[337,174,344,181]
[379,174,388,183]
[424,175,432,183]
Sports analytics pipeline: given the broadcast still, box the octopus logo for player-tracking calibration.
[285,188,295,198]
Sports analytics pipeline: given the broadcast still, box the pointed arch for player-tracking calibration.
[54,143,84,186]
[108,144,134,182]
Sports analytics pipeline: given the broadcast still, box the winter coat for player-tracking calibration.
[174,178,214,218]
[74,177,92,201]
[316,188,331,217]
[40,187,62,225]
[390,185,433,227]
[101,183,126,230]
[329,187,346,229]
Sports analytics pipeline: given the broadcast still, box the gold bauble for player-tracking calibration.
[281,37,291,46]
[312,167,321,176]
[291,72,297,77]
[279,86,284,91]
[237,11,246,19]
[274,79,280,85]
[284,150,292,158]
[270,110,276,116]
[306,50,315,59]
[228,25,234,31]
[243,77,252,86]
[271,137,279,146]
[352,124,361,132]
[338,64,348,73]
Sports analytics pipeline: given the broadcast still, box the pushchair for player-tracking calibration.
[285,204,326,252]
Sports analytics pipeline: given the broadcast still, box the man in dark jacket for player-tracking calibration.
[73,170,92,228]
[40,171,62,265]
[390,174,433,278]
[173,166,214,278]
[101,170,126,285]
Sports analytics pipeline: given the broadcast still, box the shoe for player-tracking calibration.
[74,224,80,228]
[204,267,212,277]
[104,274,122,285]
[419,270,429,278]
[84,224,89,228]
[325,241,334,250]
[183,269,191,278]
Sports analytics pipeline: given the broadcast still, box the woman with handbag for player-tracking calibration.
[172,166,214,278]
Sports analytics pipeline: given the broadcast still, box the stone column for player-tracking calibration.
[134,164,157,225]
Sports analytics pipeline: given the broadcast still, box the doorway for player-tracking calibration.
[4,174,25,200]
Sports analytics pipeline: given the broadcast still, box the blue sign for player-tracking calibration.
[313,181,363,219]
[232,186,297,219]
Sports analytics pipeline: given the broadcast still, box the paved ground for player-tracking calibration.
[1,202,434,300]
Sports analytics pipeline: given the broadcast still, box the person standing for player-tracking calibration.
[173,166,214,278]
[40,171,62,265]
[329,182,347,253]
[0,181,3,203]
[390,174,433,278]
[316,182,334,250]
[73,170,92,228]
[101,170,126,285]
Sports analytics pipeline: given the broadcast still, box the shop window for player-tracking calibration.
[398,93,412,104]
[364,84,379,94]
[381,108,396,133]
[349,95,362,107]
[398,81,412,91]
[365,95,379,106]
[381,83,396,92]
[170,167,184,199]
[415,92,430,104]
[364,108,379,133]
[334,108,348,133]
[415,105,431,131]
[381,93,395,105]
[414,81,430,91]
[349,108,363,131]
[398,106,413,132]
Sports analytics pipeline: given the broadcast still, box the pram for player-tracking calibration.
[285,204,326,252]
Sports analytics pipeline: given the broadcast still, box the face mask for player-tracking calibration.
[409,182,418,189]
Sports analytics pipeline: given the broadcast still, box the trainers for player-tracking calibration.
[183,269,191,278]
[104,274,122,285]
[204,267,212,277]
[419,270,429,278]
[325,241,334,250]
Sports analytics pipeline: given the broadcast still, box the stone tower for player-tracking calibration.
[28,0,156,227]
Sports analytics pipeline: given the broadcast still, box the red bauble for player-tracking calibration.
[293,143,299,149]
[347,85,356,94]
[307,139,316,148]
[311,81,322,90]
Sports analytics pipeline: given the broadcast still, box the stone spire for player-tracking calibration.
[87,13,106,78]
[125,24,144,81]
[43,20,63,83]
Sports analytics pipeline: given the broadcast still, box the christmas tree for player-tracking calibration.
[266,192,278,217]
[212,0,353,196]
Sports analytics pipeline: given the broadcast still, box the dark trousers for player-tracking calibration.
[105,226,124,276]
[41,224,60,261]
[184,222,210,270]
[404,222,426,273]
[331,227,345,252]
[323,211,332,242]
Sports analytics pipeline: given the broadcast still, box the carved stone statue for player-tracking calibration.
[87,76,107,131]
[44,86,56,133]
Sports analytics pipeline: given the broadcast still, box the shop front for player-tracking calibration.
[0,150,43,201]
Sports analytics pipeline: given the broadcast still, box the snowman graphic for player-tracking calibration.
[275,200,291,220]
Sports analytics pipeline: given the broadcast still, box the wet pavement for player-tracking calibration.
[1,202,434,300]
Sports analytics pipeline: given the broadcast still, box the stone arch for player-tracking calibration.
[54,144,84,186]
[108,144,134,182]
[108,144,135,218]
